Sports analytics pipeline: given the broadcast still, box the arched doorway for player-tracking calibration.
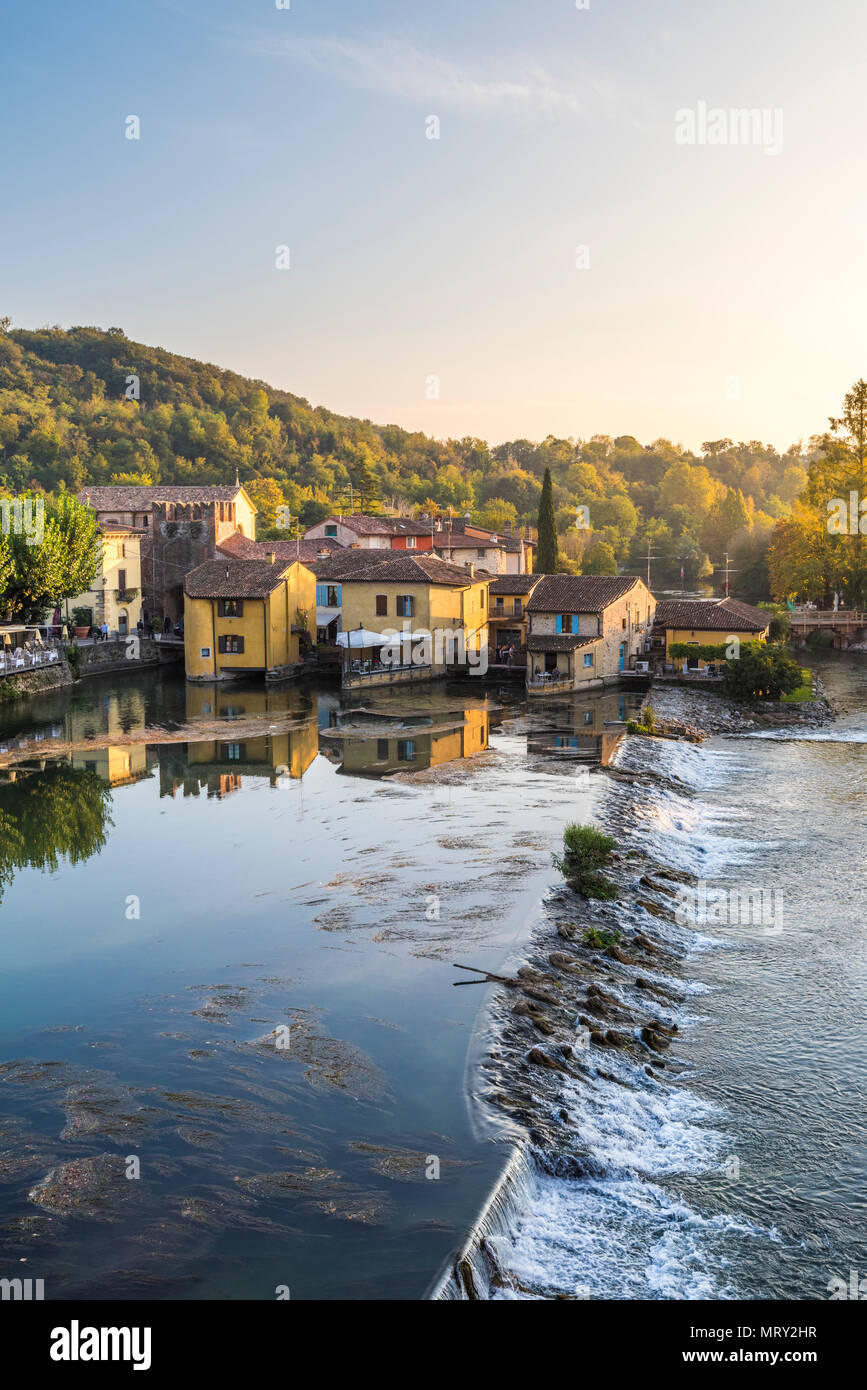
[118,610,129,637]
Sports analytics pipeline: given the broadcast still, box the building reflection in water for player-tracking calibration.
[525,687,644,766]
[319,706,491,777]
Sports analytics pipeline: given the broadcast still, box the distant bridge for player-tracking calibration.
[789,610,867,647]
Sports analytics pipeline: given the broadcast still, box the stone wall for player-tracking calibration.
[73,638,162,679]
[0,659,73,702]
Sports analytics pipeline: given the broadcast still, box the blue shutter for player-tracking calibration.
[316,585,325,605]
[572,615,578,634]
[555,615,562,633]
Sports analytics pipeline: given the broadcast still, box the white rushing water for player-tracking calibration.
[485,658,867,1301]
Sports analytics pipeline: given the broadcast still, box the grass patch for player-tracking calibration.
[582,926,621,949]
[552,822,618,899]
[781,668,813,702]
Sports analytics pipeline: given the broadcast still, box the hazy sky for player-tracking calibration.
[4,0,865,452]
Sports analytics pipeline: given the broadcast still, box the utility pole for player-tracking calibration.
[644,539,661,590]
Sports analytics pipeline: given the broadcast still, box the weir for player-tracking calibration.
[428,1141,536,1300]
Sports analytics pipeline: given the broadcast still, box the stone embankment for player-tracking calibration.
[642,678,834,736]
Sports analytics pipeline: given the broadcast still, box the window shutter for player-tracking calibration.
[555,615,562,634]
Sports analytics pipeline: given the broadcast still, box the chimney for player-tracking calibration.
[469,561,475,579]
[318,547,330,559]
[266,551,276,564]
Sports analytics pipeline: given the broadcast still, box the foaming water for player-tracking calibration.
[486,655,867,1301]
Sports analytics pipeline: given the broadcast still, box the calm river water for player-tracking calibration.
[0,670,638,1299]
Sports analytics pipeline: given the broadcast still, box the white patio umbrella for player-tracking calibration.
[336,629,387,648]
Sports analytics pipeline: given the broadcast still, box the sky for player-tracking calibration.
[3,0,866,453]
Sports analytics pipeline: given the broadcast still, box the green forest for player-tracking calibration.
[0,321,861,603]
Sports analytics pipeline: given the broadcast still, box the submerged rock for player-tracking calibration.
[28,1154,138,1220]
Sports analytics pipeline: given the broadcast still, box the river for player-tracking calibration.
[1,657,862,1302]
[0,669,638,1299]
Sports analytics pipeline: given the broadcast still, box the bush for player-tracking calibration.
[552,822,618,899]
[721,641,804,701]
[583,926,620,948]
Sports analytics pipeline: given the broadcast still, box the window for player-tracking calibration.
[477,549,485,559]
[556,614,578,634]
[583,709,593,724]
[218,635,245,654]
[396,595,414,618]
[406,536,417,549]
[200,647,211,659]
[397,739,415,761]
[377,739,389,760]
[325,524,338,538]
[583,652,594,667]
[480,589,485,607]
[513,599,522,615]
[223,742,245,761]
[375,594,388,616]
[217,599,243,617]
[622,617,627,629]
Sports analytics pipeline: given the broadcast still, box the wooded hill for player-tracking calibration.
[0,323,822,596]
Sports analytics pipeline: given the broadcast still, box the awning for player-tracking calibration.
[336,629,387,648]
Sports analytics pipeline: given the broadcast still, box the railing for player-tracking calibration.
[0,646,63,677]
[528,670,568,687]
[789,610,866,626]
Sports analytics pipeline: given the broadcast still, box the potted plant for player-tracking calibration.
[71,606,93,639]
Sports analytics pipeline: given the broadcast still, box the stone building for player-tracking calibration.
[77,484,257,627]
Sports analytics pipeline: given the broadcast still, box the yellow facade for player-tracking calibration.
[69,528,143,636]
[184,561,316,681]
[665,625,769,669]
[339,576,490,660]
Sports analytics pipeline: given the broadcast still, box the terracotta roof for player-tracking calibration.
[433,533,524,553]
[78,484,254,510]
[490,575,543,596]
[718,597,773,629]
[185,558,303,599]
[312,550,478,587]
[526,575,642,613]
[526,633,599,651]
[653,598,769,633]
[320,514,433,537]
[218,534,342,563]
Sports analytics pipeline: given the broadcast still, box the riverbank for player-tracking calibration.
[642,677,834,736]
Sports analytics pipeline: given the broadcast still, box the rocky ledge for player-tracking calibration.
[642,680,834,736]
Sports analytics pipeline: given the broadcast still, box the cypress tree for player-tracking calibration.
[536,466,558,573]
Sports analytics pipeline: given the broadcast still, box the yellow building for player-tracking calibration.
[68,525,144,637]
[313,551,490,679]
[651,598,770,670]
[184,555,316,682]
